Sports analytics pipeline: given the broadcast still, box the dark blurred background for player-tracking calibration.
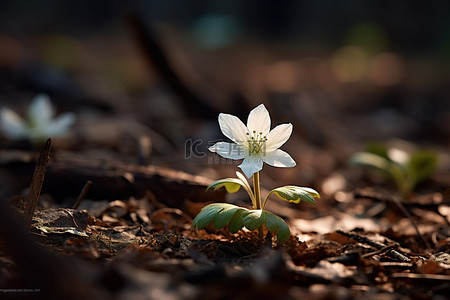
[1,0,449,184]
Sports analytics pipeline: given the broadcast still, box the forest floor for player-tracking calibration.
[0,18,449,299]
[0,140,449,300]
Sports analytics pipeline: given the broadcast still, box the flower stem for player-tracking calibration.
[252,171,263,238]
[253,172,261,209]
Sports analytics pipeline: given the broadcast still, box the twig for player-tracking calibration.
[379,262,413,268]
[391,196,431,249]
[72,180,92,209]
[337,230,410,262]
[362,244,398,259]
[24,138,51,229]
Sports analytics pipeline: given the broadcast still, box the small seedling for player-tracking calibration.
[192,104,319,242]
[0,94,75,145]
[349,142,438,196]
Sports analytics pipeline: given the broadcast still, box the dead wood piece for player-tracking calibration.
[43,156,225,212]
[336,230,410,262]
[24,138,51,229]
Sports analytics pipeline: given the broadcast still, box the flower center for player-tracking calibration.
[246,130,267,155]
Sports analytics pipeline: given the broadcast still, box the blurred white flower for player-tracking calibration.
[0,94,75,143]
[209,104,296,178]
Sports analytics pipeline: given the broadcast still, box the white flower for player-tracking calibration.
[209,103,296,177]
[0,94,75,143]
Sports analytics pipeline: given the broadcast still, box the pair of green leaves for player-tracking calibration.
[191,203,291,242]
[196,173,320,242]
[206,172,319,210]
[349,142,438,196]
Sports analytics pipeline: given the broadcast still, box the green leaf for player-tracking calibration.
[264,211,291,242]
[192,205,293,242]
[269,186,319,205]
[242,209,264,230]
[407,150,438,184]
[192,203,250,233]
[228,208,247,233]
[213,206,241,229]
[349,152,393,178]
[241,210,291,242]
[206,178,244,193]
[192,203,233,229]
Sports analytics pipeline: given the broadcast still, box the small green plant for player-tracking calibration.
[192,104,319,242]
[0,94,75,145]
[349,142,438,196]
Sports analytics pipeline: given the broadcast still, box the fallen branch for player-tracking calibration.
[43,154,225,212]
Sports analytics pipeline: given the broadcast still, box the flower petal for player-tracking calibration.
[247,104,270,136]
[265,123,292,152]
[218,113,248,144]
[28,94,54,127]
[209,142,246,160]
[238,157,264,178]
[43,113,76,137]
[0,108,28,139]
[263,149,296,168]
